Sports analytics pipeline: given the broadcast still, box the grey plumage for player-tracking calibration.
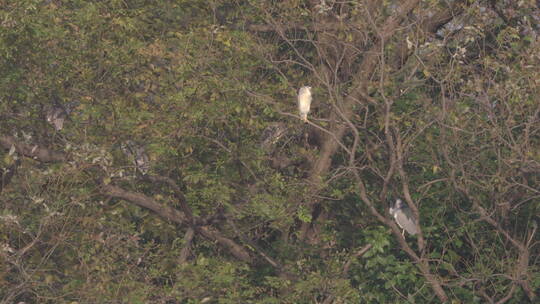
[45,105,68,131]
[260,122,288,150]
[121,140,150,175]
[389,199,419,235]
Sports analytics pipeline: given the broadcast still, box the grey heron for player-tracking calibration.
[45,105,68,131]
[121,140,150,175]
[260,122,288,150]
[389,199,419,235]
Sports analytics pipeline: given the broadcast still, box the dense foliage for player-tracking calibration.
[1,0,538,303]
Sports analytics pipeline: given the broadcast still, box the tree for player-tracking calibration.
[1,0,538,303]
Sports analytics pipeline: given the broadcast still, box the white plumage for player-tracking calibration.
[297,86,312,123]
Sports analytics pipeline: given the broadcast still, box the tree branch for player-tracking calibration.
[299,0,422,241]
[101,183,253,263]
[178,227,195,265]
[0,135,66,162]
[145,175,195,225]
[393,1,465,69]
[1,158,20,193]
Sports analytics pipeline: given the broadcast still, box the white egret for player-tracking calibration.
[297,86,312,123]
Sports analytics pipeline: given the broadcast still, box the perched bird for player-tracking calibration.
[121,140,150,175]
[260,122,288,151]
[297,86,312,123]
[45,105,68,131]
[389,199,419,235]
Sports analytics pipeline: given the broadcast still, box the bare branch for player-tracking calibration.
[145,174,195,225]
[178,227,195,265]
[342,243,373,275]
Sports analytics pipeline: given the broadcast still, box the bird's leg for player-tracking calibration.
[401,229,405,237]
